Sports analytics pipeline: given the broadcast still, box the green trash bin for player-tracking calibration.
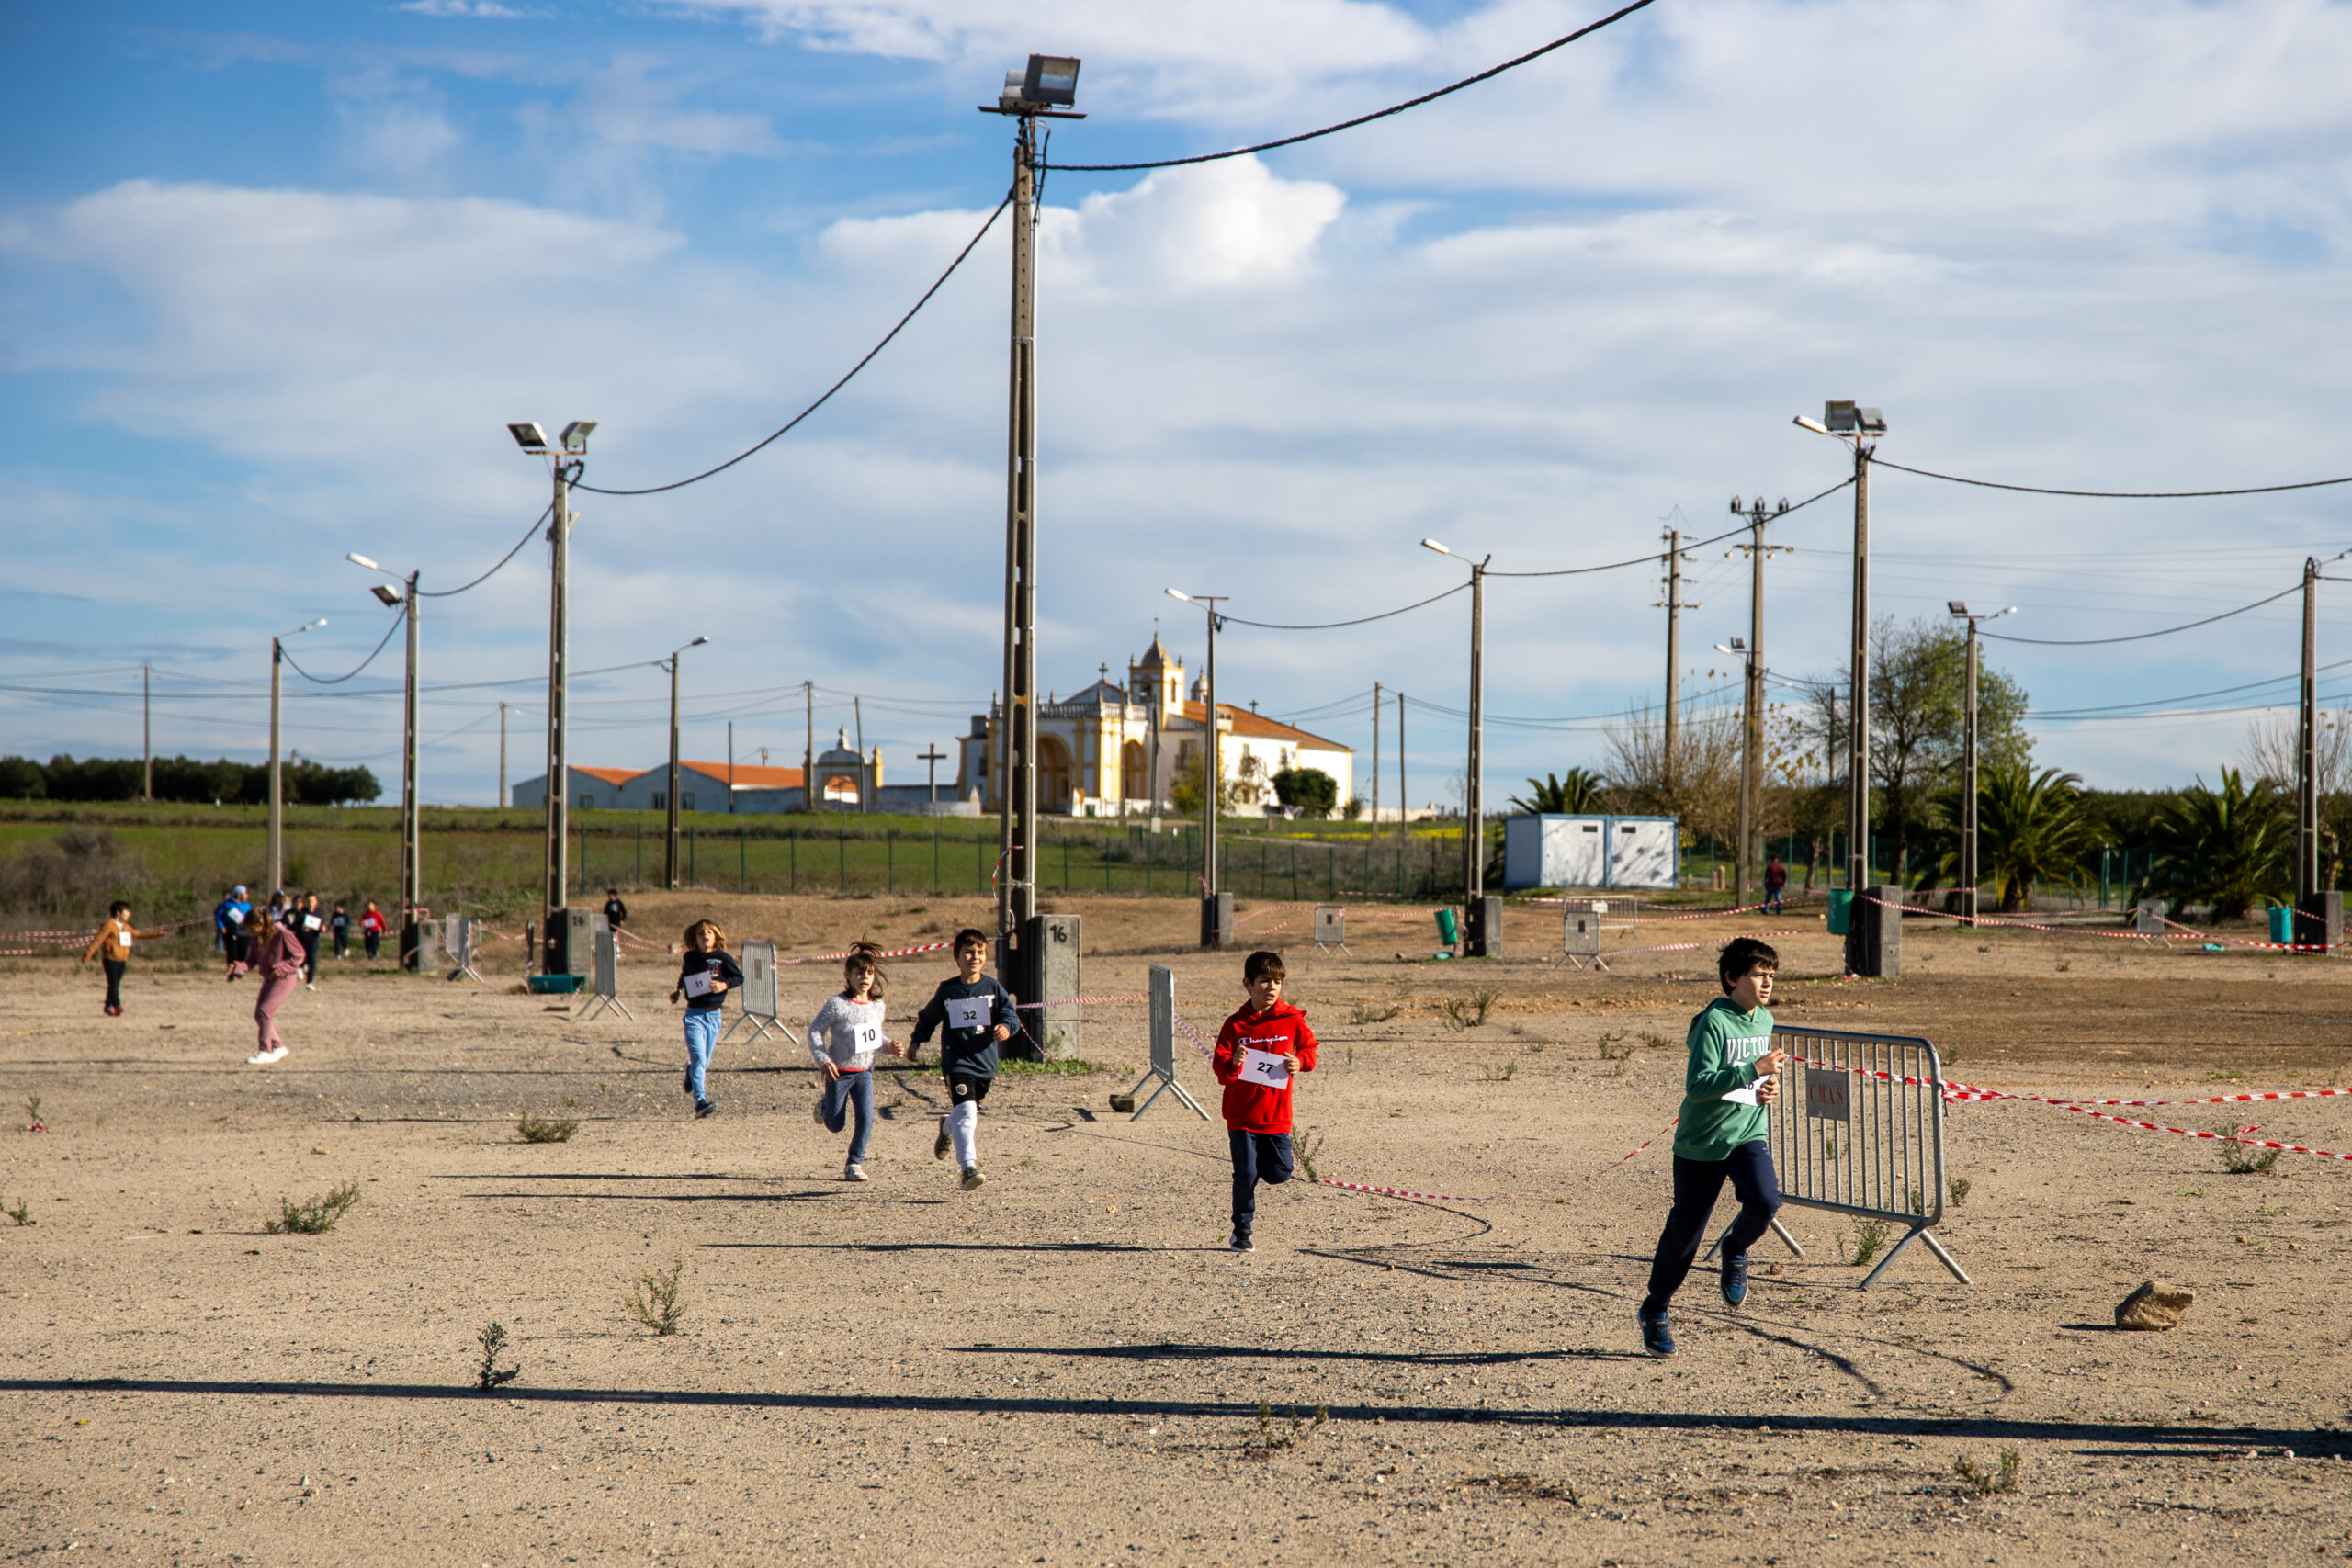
[2267,905,2294,946]
[1435,908,1461,947]
[1826,889,1854,936]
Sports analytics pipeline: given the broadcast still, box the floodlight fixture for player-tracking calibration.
[1164,588,1192,604]
[560,420,596,453]
[346,552,381,571]
[1420,538,1451,556]
[999,53,1080,110]
[1714,638,1747,656]
[1948,600,1969,615]
[370,584,403,608]
[1792,415,1830,435]
[508,422,552,453]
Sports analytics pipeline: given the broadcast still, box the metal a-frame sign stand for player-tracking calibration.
[577,924,635,1021]
[1125,964,1208,1122]
[720,940,796,1047]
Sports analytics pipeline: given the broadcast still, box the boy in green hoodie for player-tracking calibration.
[1637,936,1787,1357]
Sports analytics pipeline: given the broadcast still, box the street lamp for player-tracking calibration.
[662,636,711,889]
[1793,400,1886,974]
[511,417,595,972]
[1421,539,1493,948]
[1167,588,1229,947]
[348,552,425,969]
[267,617,329,898]
[1726,495,1791,905]
[1947,603,2017,927]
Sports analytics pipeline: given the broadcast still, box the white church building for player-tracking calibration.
[955,635,1354,817]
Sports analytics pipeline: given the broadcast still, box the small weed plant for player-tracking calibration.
[1478,1060,1518,1083]
[1838,1217,1890,1268]
[267,1179,361,1235]
[1296,1133,1325,1183]
[6,1196,32,1226]
[1350,1003,1401,1026]
[1468,989,1498,1025]
[1254,1401,1328,1454]
[1908,1187,1925,1216]
[626,1256,689,1336]
[2217,1124,2282,1176]
[1953,1449,2021,1495]
[516,1110,579,1144]
[1947,1176,1971,1207]
[475,1321,520,1391]
[1441,998,1474,1032]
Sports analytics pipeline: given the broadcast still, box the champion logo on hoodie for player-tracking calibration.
[1212,1000,1319,1134]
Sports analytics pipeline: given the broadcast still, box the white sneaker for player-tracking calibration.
[247,1048,287,1066]
[304,982,315,992]
[843,1162,868,1182]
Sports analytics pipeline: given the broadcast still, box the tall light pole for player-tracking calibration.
[981,53,1082,949]
[1947,603,2017,925]
[348,554,425,967]
[1726,496,1790,904]
[267,617,328,897]
[1657,529,1694,791]
[663,636,710,888]
[1795,400,1885,972]
[1167,589,1227,946]
[509,420,595,966]
[1421,540,1491,909]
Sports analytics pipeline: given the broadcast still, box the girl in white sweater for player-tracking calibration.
[808,944,901,1180]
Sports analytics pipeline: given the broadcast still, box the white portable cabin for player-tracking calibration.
[1502,813,1679,891]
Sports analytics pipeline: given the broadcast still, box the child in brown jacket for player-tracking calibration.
[82,901,166,1017]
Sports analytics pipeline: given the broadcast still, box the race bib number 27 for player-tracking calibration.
[1240,1047,1290,1084]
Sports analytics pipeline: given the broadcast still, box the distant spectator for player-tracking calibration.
[1763,857,1787,916]
[330,901,350,960]
[215,886,253,975]
[296,894,324,989]
[604,888,628,934]
[360,900,386,961]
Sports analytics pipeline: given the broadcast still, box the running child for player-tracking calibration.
[296,894,325,988]
[243,906,308,1066]
[1211,949,1317,1254]
[81,901,166,1017]
[807,943,900,1182]
[1636,935,1787,1358]
[330,902,350,960]
[907,928,1017,1191]
[359,901,385,960]
[668,919,742,1120]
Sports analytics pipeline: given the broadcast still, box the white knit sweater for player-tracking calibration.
[807,994,889,1070]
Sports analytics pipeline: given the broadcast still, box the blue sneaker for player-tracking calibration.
[1639,1309,1675,1358]
[1721,1251,1749,1307]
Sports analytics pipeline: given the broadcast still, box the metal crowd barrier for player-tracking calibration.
[1313,904,1351,955]
[722,940,792,1045]
[578,926,634,1021]
[1124,964,1208,1122]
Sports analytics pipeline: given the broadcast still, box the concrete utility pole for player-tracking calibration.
[266,618,326,897]
[1728,497,1790,904]
[2301,556,2322,901]
[1398,690,1407,827]
[507,419,593,964]
[399,572,421,966]
[984,60,1082,942]
[854,696,867,815]
[728,721,736,814]
[498,702,507,808]
[663,636,707,889]
[1166,591,1227,945]
[803,680,814,812]
[1371,680,1381,842]
[1657,530,1696,793]
[1946,603,2012,927]
[141,665,152,802]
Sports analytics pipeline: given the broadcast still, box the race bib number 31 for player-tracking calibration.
[682,970,716,998]
[1240,1048,1290,1084]
[945,997,991,1032]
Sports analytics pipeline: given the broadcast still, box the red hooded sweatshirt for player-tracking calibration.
[1212,1000,1318,1134]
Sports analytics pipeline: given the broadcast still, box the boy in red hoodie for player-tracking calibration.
[1212,950,1318,1253]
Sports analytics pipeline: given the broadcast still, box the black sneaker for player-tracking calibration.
[934,1120,952,1161]
[1639,1309,1676,1358]
[695,1100,718,1119]
[1721,1251,1749,1307]
[1227,1230,1255,1253]
[681,1066,695,1097]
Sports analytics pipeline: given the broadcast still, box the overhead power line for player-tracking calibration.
[574,192,1013,498]
[1042,0,1662,174]
[1487,479,1853,579]
[283,607,408,686]
[1221,581,1466,631]
[416,504,553,598]
[1876,458,2352,500]
[1981,581,2302,646]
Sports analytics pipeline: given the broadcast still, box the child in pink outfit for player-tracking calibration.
[244,909,307,1065]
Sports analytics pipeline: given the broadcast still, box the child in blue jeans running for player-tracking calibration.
[808,943,900,1181]
[670,919,742,1119]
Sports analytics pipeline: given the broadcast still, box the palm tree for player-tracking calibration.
[2140,767,2290,921]
[1510,767,1605,815]
[1934,763,2097,911]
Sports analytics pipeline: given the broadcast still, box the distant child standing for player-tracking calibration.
[81,901,165,1017]
[243,906,308,1066]
[1636,936,1787,1358]
[1211,950,1318,1253]
[1763,857,1787,916]
[330,902,351,960]
[908,928,1018,1191]
[296,894,325,988]
[217,886,253,975]
[669,919,742,1119]
[603,888,628,936]
[359,901,385,961]
[807,943,900,1182]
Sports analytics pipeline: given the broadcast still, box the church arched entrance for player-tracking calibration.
[1121,739,1147,802]
[1038,734,1073,814]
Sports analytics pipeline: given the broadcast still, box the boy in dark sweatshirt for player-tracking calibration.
[1637,936,1787,1357]
[669,919,744,1119]
[1211,949,1318,1253]
[908,928,1019,1191]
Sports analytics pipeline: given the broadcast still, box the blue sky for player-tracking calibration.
[5,0,2352,807]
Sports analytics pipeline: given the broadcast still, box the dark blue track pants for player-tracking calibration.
[1228,1129,1294,1231]
[1643,1140,1780,1314]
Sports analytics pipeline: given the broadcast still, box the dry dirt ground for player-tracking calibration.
[6,892,2352,1566]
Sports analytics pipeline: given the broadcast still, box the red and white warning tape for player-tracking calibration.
[1014,993,1147,1009]
[1315,1118,1682,1205]
[1598,928,1806,960]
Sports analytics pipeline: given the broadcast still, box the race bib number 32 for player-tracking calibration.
[945,997,992,1032]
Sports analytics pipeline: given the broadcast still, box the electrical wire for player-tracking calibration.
[1874,458,2352,500]
[415,504,553,598]
[573,192,1013,498]
[1486,479,1854,578]
[1041,0,1662,174]
[282,608,407,685]
[1979,581,2302,646]
[1219,581,1466,631]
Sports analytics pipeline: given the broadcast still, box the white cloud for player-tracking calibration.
[399,1,537,17]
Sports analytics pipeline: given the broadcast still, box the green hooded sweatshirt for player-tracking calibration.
[1671,996,1776,1162]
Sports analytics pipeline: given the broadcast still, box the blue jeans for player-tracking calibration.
[683,1007,721,1104]
[1228,1129,1295,1232]
[821,1069,876,1163]
[1643,1140,1781,1314]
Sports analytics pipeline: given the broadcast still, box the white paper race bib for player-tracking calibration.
[119,931,132,950]
[1240,1048,1291,1084]
[303,915,322,931]
[945,997,992,1032]
[1722,1075,1770,1107]
[854,1021,881,1051]
[682,970,716,998]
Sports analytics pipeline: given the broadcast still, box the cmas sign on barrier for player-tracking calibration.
[1313,904,1350,955]
[1709,1024,1972,1290]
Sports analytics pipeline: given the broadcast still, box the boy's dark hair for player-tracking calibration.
[845,941,887,999]
[108,899,130,917]
[952,927,989,952]
[1718,937,1780,992]
[1244,950,1285,984]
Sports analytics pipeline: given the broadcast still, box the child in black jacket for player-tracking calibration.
[908,928,1018,1190]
